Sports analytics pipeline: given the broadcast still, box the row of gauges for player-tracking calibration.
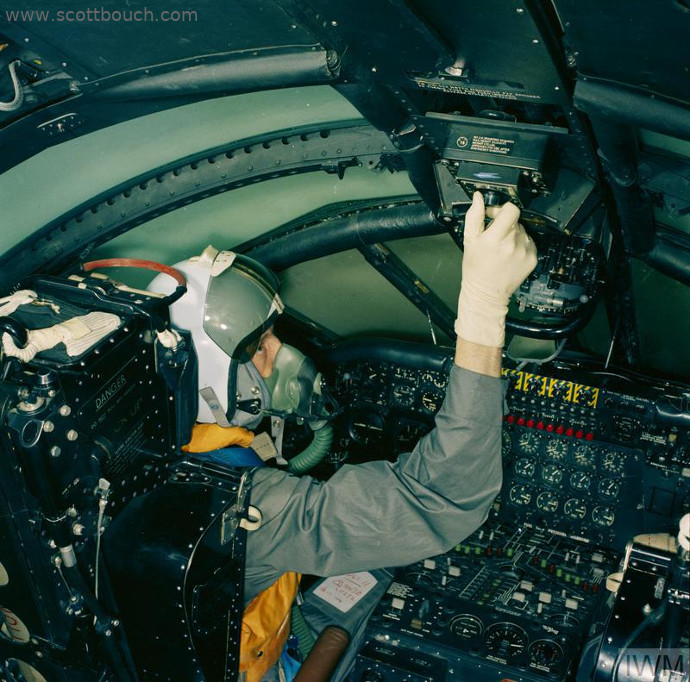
[505,430,628,473]
[337,363,447,414]
[390,366,446,413]
[507,484,616,526]
[447,616,563,667]
[513,458,621,499]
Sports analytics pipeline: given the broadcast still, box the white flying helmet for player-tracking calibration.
[149,246,283,428]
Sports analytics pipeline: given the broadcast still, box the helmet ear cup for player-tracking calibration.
[231,361,271,429]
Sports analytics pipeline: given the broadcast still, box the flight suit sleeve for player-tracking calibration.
[243,365,504,603]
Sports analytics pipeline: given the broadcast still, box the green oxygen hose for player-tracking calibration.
[290,602,316,660]
[287,424,333,475]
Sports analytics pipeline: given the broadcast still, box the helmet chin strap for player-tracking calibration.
[235,360,273,429]
[198,387,233,428]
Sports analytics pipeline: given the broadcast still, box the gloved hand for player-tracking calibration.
[2,312,120,362]
[455,192,538,348]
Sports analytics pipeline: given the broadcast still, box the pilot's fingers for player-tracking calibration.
[485,201,521,240]
[463,191,486,240]
[512,220,532,246]
[508,222,539,279]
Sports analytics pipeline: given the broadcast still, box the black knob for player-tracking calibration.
[361,669,385,682]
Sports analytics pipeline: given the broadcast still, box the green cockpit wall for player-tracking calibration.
[0,83,688,378]
[0,87,389,255]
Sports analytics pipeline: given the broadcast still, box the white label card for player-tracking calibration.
[312,571,378,613]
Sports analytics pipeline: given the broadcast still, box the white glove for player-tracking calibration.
[455,192,538,348]
[2,312,120,362]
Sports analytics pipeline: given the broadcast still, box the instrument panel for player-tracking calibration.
[337,362,447,415]
[502,427,642,549]
[324,352,450,464]
[327,340,690,682]
[354,519,616,682]
[323,342,690,553]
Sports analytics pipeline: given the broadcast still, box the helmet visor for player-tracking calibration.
[204,255,283,363]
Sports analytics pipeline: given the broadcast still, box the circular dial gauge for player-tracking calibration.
[517,431,542,456]
[529,639,564,667]
[601,451,626,474]
[597,478,621,500]
[421,371,446,389]
[536,490,560,514]
[514,458,536,479]
[508,483,533,507]
[449,614,484,639]
[484,622,528,658]
[572,444,598,469]
[540,463,564,487]
[564,498,587,520]
[421,391,442,413]
[613,416,637,442]
[592,505,616,527]
[361,366,388,403]
[347,411,385,445]
[570,471,592,492]
[545,439,568,462]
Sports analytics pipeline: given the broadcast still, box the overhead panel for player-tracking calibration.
[555,0,690,105]
[276,0,569,105]
[404,0,570,106]
[273,0,450,109]
[0,0,317,79]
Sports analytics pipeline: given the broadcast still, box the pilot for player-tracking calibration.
[156,191,538,682]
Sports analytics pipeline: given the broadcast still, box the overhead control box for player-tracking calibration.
[419,113,568,208]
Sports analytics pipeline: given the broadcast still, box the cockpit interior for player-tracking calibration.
[0,1,689,681]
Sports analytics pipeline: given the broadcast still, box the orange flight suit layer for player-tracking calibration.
[239,571,300,681]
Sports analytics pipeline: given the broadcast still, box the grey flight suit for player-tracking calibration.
[244,364,504,603]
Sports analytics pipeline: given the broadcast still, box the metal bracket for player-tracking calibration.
[358,242,456,339]
[638,154,690,219]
